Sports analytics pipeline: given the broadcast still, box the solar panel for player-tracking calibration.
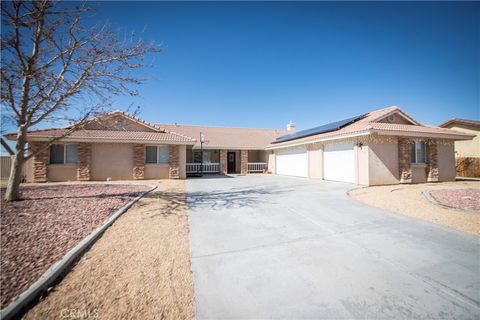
[273,114,367,144]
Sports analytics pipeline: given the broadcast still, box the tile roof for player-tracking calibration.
[158,124,287,149]
[268,106,474,148]
[438,118,480,128]
[10,128,196,144]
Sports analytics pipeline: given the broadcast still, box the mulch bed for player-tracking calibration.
[0,183,149,308]
[429,188,480,212]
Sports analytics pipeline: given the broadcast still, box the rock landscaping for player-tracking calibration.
[0,183,149,308]
[428,188,480,211]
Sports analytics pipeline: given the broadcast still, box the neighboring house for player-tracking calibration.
[4,106,474,185]
[439,118,480,178]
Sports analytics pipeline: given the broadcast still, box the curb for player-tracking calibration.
[0,184,157,320]
[422,188,479,213]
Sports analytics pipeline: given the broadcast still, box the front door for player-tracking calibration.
[227,152,236,173]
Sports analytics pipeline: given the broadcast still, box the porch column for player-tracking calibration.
[398,138,412,183]
[427,140,439,182]
[77,143,92,181]
[240,150,248,175]
[169,145,180,179]
[133,144,145,180]
[220,150,228,175]
[30,142,48,183]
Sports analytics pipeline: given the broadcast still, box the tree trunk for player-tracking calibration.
[5,129,26,202]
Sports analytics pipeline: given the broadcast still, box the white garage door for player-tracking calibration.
[324,142,355,183]
[276,147,308,177]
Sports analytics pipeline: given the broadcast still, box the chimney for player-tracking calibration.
[287,121,296,132]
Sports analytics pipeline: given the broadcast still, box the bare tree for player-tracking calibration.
[1,0,161,201]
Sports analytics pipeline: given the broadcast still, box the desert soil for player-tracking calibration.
[22,180,195,320]
[0,184,149,308]
[349,180,480,235]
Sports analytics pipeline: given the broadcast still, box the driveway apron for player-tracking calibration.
[187,175,480,319]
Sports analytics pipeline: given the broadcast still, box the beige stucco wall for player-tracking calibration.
[144,164,169,179]
[308,145,323,179]
[47,164,77,182]
[443,124,479,157]
[367,139,400,186]
[411,164,427,183]
[438,142,456,181]
[91,143,134,180]
[356,144,369,185]
[267,151,276,174]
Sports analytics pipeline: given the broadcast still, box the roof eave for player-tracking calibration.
[13,136,196,145]
[266,130,371,150]
[370,129,475,140]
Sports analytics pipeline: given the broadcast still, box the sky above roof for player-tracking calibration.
[86,1,478,130]
[1,1,479,154]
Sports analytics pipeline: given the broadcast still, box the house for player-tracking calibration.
[5,106,474,185]
[439,118,480,177]
[266,106,474,184]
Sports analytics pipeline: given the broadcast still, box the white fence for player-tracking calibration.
[248,162,267,173]
[186,163,220,174]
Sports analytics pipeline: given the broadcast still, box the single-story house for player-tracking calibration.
[5,106,474,185]
[439,118,480,178]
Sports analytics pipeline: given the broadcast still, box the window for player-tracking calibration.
[49,144,78,164]
[411,141,426,164]
[193,150,211,163]
[145,146,169,164]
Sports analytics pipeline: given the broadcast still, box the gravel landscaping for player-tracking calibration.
[349,181,480,235]
[428,188,480,211]
[23,180,195,320]
[0,183,150,309]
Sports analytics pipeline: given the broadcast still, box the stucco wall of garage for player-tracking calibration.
[267,151,276,173]
[308,145,323,179]
[438,142,456,181]
[442,124,479,157]
[367,139,400,186]
[47,164,77,182]
[356,144,369,185]
[91,143,134,180]
[178,144,187,179]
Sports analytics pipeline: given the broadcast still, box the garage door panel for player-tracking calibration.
[324,142,355,183]
[276,147,308,177]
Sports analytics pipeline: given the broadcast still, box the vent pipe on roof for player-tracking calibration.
[287,121,296,132]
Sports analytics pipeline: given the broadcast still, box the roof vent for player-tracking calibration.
[287,121,296,132]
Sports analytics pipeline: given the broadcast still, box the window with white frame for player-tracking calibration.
[410,140,426,164]
[145,146,169,164]
[193,150,211,163]
[49,144,78,164]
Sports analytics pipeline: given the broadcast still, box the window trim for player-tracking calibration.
[411,140,426,164]
[49,143,78,165]
[145,145,169,165]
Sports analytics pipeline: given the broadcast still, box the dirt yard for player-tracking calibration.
[0,184,149,308]
[349,180,480,235]
[22,180,195,320]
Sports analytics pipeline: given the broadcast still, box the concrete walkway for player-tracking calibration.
[187,175,480,319]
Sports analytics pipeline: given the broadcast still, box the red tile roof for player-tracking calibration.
[268,106,474,148]
[438,118,480,128]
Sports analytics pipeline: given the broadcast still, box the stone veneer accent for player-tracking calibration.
[427,140,439,182]
[240,150,248,175]
[398,138,412,183]
[169,145,180,179]
[77,143,92,181]
[133,144,145,180]
[30,142,48,183]
[220,150,228,175]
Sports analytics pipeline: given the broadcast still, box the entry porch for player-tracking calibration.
[186,147,268,176]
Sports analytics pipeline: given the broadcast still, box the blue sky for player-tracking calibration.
[3,1,480,136]
[86,1,479,130]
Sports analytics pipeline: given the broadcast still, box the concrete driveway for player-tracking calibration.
[187,175,480,319]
